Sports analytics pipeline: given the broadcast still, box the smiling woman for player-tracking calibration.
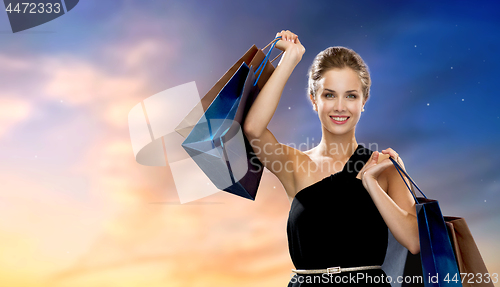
[243,30,419,286]
[311,68,365,136]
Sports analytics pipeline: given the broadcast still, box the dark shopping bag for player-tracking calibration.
[390,158,462,287]
[175,39,282,138]
[181,37,282,200]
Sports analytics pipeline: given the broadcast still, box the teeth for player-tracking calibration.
[331,116,348,121]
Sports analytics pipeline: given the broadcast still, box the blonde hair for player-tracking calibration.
[308,46,371,101]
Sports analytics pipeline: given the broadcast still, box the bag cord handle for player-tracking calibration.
[389,157,428,204]
[261,36,284,64]
[254,36,284,86]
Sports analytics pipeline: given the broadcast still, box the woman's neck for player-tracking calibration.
[315,130,358,159]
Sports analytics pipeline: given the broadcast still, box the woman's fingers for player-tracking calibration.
[368,150,379,164]
[365,151,379,173]
[363,148,404,182]
[357,151,378,179]
[381,148,395,156]
[358,150,397,181]
[364,157,393,180]
[274,30,304,58]
[381,147,399,161]
[277,30,297,42]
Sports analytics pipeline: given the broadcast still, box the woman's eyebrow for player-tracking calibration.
[324,88,359,93]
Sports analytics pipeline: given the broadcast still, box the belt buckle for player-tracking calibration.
[327,266,341,274]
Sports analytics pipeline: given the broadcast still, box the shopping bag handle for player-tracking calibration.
[253,36,284,86]
[389,157,428,204]
[262,36,285,64]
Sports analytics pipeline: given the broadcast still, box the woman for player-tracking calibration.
[243,30,420,286]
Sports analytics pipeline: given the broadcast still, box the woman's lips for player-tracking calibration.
[330,116,349,124]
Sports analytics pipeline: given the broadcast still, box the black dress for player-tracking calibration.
[287,144,391,286]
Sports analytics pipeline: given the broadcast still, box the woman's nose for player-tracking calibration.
[334,98,346,112]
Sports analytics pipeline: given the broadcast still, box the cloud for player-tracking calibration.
[0,54,31,70]
[46,186,293,287]
[0,35,182,132]
[42,56,145,106]
[0,96,32,138]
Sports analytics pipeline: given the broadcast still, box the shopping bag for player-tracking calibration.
[400,218,493,287]
[174,40,282,138]
[181,37,282,200]
[445,216,494,287]
[390,158,462,287]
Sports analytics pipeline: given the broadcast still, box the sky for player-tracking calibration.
[0,0,498,286]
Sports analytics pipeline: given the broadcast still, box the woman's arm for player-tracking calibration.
[242,31,306,197]
[357,150,420,255]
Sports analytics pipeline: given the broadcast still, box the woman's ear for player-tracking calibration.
[309,94,317,111]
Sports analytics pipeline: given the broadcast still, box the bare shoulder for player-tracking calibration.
[284,147,312,194]
[277,146,322,201]
[269,143,306,196]
[288,147,342,199]
[245,128,315,201]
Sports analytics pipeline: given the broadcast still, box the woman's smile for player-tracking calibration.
[330,116,350,124]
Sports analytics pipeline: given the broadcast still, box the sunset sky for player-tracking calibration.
[0,0,498,286]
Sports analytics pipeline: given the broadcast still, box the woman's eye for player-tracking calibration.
[325,93,334,98]
[347,94,357,99]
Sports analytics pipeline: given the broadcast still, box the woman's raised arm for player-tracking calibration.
[242,30,306,199]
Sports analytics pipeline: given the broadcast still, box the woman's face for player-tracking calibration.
[312,68,366,136]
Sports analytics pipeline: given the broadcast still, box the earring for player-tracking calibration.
[362,106,365,112]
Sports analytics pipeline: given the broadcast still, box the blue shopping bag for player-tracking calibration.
[391,158,462,287]
[181,37,282,200]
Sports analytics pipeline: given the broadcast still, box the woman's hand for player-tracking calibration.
[356,148,402,190]
[274,30,305,65]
